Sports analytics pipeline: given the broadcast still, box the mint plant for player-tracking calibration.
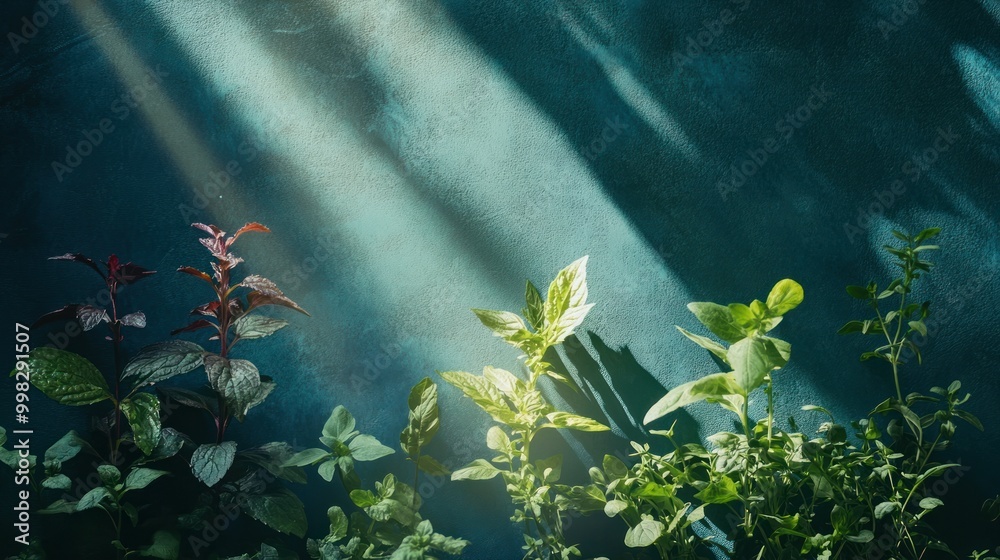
[440,256,610,560]
[286,379,468,560]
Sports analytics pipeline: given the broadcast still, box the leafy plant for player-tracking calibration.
[289,379,468,560]
[440,256,610,560]
[562,228,987,560]
[6,253,184,559]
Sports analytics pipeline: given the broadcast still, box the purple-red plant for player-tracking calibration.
[31,253,156,461]
[129,222,309,488]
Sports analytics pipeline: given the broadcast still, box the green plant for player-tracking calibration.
[440,256,610,560]
[563,228,986,560]
[288,379,468,560]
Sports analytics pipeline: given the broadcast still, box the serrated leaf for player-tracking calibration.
[544,256,593,344]
[121,393,161,455]
[242,487,307,537]
[190,442,236,487]
[472,308,528,340]
[124,341,206,386]
[451,458,501,481]
[205,356,261,422]
[42,474,72,490]
[439,370,516,425]
[76,305,110,331]
[234,314,288,340]
[24,348,111,405]
[120,311,147,328]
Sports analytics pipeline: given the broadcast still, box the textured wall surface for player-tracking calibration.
[2,0,999,557]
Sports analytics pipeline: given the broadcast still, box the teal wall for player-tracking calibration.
[2,0,999,557]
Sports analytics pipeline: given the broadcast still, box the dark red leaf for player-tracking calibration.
[170,319,218,336]
[227,222,270,249]
[191,301,221,317]
[116,262,156,285]
[191,223,224,237]
[246,292,310,316]
[31,304,80,328]
[76,305,110,331]
[49,253,104,279]
[178,266,214,284]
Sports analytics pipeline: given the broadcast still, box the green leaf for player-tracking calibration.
[472,308,528,340]
[874,501,900,519]
[728,337,778,393]
[544,256,594,344]
[123,341,206,386]
[241,487,308,537]
[536,454,562,484]
[837,320,865,334]
[908,320,927,337]
[686,302,746,343]
[283,448,329,467]
[326,506,349,542]
[42,474,72,491]
[644,372,742,424]
[675,326,729,363]
[523,280,545,330]
[439,370,515,425]
[98,464,121,485]
[624,515,664,548]
[416,455,451,476]
[348,435,394,462]
[234,314,288,340]
[765,279,803,315]
[25,347,111,405]
[139,530,180,560]
[121,393,161,455]
[602,454,629,480]
[317,459,339,482]
[914,227,942,243]
[451,458,501,481]
[401,377,440,457]
[125,468,169,491]
[604,499,628,517]
[134,428,186,466]
[486,426,510,452]
[39,498,78,515]
[205,356,262,422]
[322,406,357,442]
[350,489,378,508]
[846,285,870,300]
[919,497,944,510]
[190,442,236,487]
[914,463,961,489]
[44,430,92,463]
[542,411,609,432]
[77,486,112,511]
[693,476,740,504]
